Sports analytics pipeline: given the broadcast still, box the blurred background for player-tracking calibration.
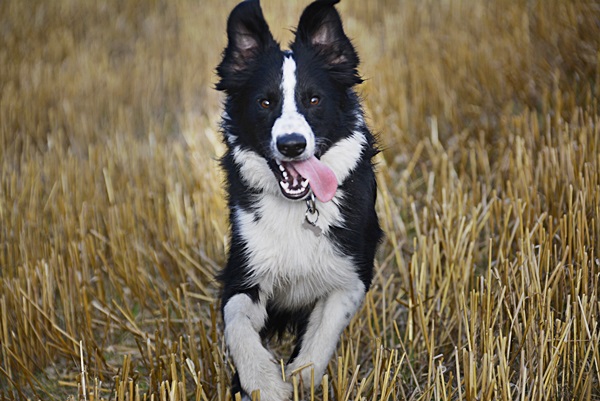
[1,0,599,400]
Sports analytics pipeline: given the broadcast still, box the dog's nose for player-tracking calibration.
[276,133,307,158]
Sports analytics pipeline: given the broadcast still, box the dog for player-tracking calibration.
[216,0,382,399]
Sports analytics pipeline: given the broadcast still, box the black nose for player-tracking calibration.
[276,133,307,158]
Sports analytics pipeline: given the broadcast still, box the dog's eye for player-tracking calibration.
[259,99,271,109]
[309,96,320,106]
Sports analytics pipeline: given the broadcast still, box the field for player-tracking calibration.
[1,0,600,400]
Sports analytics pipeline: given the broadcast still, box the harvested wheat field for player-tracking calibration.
[1,0,600,400]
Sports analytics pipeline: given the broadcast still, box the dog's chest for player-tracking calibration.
[235,194,358,308]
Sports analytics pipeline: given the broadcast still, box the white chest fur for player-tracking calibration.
[234,194,359,309]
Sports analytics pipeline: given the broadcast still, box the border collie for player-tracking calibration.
[216,0,382,399]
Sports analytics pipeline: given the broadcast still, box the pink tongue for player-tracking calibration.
[292,156,338,202]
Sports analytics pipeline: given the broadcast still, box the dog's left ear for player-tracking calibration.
[293,0,362,86]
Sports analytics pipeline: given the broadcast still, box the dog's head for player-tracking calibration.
[217,0,362,203]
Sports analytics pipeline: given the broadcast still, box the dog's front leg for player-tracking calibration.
[224,293,292,401]
[287,280,366,386]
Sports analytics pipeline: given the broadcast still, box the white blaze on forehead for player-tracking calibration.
[271,55,315,158]
[281,56,298,115]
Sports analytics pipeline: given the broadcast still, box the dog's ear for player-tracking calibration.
[293,0,361,86]
[217,0,278,92]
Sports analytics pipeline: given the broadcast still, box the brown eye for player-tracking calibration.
[259,99,271,109]
[310,96,320,106]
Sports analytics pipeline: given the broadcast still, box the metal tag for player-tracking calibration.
[303,193,322,237]
[303,215,322,237]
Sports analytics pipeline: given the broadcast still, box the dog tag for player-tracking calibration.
[303,214,322,237]
[303,195,322,237]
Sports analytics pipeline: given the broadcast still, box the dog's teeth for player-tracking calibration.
[280,181,289,190]
[301,180,308,188]
[279,164,285,172]
[282,171,288,178]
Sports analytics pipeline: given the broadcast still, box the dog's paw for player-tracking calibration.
[286,359,324,389]
[240,362,292,401]
[257,381,292,401]
[251,380,291,401]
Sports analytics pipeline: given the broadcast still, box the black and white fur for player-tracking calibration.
[216,0,382,399]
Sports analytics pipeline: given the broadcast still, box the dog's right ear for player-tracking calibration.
[216,0,278,92]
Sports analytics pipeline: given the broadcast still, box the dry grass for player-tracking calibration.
[1,0,599,400]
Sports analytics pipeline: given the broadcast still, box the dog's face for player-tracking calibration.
[217,0,362,203]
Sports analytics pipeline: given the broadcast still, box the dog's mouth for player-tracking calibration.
[273,161,311,200]
[269,156,338,203]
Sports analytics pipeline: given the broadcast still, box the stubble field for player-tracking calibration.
[1,0,600,400]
